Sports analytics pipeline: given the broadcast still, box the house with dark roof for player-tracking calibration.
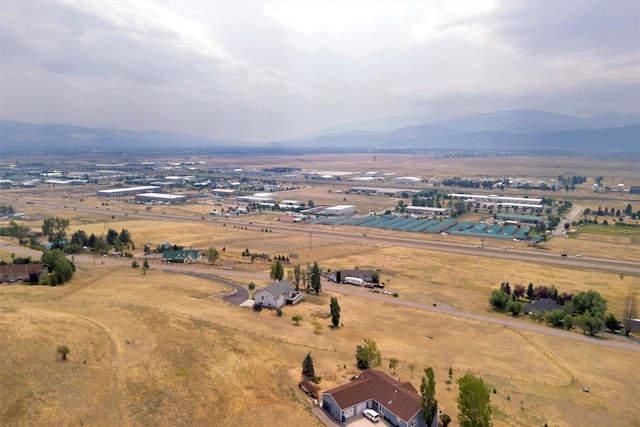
[321,369,437,427]
[161,249,201,263]
[0,263,48,284]
[523,298,563,314]
[254,280,299,309]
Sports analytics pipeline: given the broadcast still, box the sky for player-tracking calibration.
[1,0,639,141]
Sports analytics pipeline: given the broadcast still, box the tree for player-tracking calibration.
[572,290,607,317]
[622,290,638,336]
[293,265,302,291]
[302,352,315,378]
[389,358,398,375]
[142,258,149,275]
[42,217,70,245]
[421,367,438,427]
[545,309,565,327]
[440,413,452,427]
[526,283,535,301]
[131,260,139,268]
[106,228,119,246]
[457,373,492,427]
[270,260,284,281]
[312,320,323,334]
[206,247,219,264]
[310,262,321,294]
[605,313,620,333]
[513,284,525,299]
[355,338,381,369]
[119,228,132,246]
[42,249,75,285]
[408,363,416,378]
[57,344,71,361]
[573,312,605,336]
[624,203,633,216]
[6,220,26,242]
[292,314,303,326]
[330,296,341,328]
[489,289,508,311]
[506,300,522,316]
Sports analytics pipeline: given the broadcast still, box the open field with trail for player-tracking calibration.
[1,154,640,426]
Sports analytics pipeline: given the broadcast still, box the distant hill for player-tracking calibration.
[2,109,639,155]
[293,110,640,154]
[0,120,227,154]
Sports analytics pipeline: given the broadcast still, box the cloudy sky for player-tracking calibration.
[1,0,639,141]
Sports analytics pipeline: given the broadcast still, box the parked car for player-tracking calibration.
[363,409,380,422]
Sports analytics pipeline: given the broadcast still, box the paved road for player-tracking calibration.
[551,205,583,239]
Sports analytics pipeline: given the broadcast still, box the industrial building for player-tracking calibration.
[134,193,188,204]
[447,193,543,210]
[97,186,160,197]
[405,206,450,217]
[325,205,356,216]
[394,176,422,185]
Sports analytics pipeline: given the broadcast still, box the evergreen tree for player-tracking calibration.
[330,296,341,328]
[421,367,438,427]
[310,262,322,294]
[526,283,535,301]
[302,352,315,378]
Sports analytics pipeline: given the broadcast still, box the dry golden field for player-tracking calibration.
[1,154,640,427]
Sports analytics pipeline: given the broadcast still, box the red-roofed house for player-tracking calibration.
[321,369,437,427]
[0,263,48,284]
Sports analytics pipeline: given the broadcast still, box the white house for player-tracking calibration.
[254,280,295,309]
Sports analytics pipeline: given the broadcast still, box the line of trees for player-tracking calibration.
[490,282,627,336]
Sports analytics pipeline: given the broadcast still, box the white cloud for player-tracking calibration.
[0,0,638,140]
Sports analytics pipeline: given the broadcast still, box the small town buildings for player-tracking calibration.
[254,280,300,309]
[161,250,201,263]
[0,263,48,283]
[630,186,640,195]
[322,369,436,427]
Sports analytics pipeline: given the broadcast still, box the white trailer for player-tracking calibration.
[344,277,364,286]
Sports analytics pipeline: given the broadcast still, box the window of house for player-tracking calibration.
[411,420,417,426]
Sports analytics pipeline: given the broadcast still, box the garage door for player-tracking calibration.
[356,403,367,414]
[343,407,355,419]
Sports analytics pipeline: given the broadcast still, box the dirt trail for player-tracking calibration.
[70,312,131,427]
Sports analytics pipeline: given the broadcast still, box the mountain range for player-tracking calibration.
[1,109,639,155]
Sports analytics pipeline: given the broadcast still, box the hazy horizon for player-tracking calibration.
[2,1,639,142]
